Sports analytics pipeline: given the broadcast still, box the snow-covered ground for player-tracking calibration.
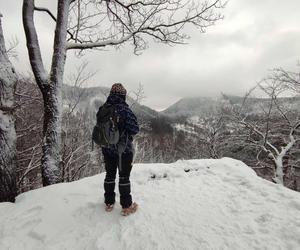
[173,123,197,135]
[1,158,300,250]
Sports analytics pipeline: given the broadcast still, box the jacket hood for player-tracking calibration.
[106,94,127,106]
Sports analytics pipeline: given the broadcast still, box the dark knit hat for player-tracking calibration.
[110,83,127,96]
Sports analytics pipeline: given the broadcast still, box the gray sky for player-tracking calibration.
[1,0,300,110]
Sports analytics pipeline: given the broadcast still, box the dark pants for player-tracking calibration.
[103,153,133,208]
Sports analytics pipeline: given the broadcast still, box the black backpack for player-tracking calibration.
[92,103,120,147]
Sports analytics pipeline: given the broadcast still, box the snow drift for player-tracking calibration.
[1,158,300,250]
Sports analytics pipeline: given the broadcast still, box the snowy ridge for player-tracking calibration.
[162,95,300,119]
[1,158,300,250]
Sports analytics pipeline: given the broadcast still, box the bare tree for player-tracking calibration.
[15,77,43,193]
[129,83,145,108]
[269,67,300,92]
[22,0,70,186]
[66,0,225,52]
[22,0,224,186]
[61,62,99,182]
[0,14,18,202]
[6,37,19,60]
[226,79,300,185]
[196,115,226,159]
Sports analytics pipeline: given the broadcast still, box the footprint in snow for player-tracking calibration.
[17,218,42,231]
[27,230,46,242]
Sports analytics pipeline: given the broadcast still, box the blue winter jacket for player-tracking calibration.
[98,94,139,157]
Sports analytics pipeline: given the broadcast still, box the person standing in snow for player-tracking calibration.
[97,83,139,216]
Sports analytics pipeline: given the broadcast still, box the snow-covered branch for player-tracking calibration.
[66,33,134,50]
[225,75,300,185]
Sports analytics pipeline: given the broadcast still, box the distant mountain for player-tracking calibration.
[62,84,300,123]
[161,96,221,118]
[161,95,300,119]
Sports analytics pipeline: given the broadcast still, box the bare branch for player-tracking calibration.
[64,61,97,115]
[34,5,85,45]
[66,0,225,52]
[6,36,19,59]
[22,0,48,85]
[66,33,134,50]
[34,6,57,21]
[129,83,146,108]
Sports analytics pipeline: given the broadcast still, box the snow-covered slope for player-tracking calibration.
[1,158,300,250]
[162,96,219,117]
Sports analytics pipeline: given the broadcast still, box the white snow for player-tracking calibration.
[173,123,197,135]
[1,158,300,250]
[0,110,10,130]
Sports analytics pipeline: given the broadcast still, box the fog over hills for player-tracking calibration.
[161,96,221,118]
[63,84,300,123]
[162,94,300,119]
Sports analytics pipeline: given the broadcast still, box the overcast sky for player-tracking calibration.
[1,0,300,110]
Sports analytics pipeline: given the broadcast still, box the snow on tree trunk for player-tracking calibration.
[41,0,70,186]
[40,84,62,185]
[0,14,18,202]
[22,0,70,186]
[273,134,296,185]
[274,156,284,185]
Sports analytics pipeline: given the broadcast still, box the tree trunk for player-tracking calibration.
[0,14,18,202]
[274,156,284,185]
[41,0,69,186]
[40,84,63,186]
[22,0,70,186]
[273,135,296,185]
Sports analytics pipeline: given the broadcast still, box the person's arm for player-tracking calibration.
[124,108,139,136]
